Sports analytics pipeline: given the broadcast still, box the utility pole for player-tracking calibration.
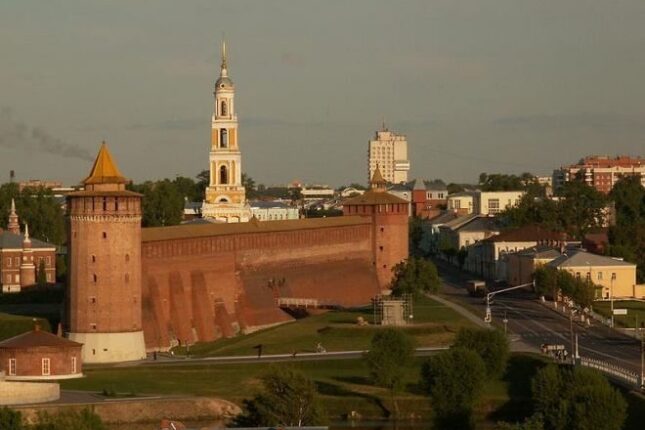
[610,273,616,328]
[569,307,576,365]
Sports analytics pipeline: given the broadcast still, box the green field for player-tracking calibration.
[0,311,51,341]
[594,300,645,328]
[175,296,474,357]
[63,354,542,423]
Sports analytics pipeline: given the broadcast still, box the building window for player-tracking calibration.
[488,199,500,214]
[14,257,19,266]
[9,358,16,376]
[42,358,50,376]
[47,273,52,282]
[46,256,51,266]
[93,274,97,283]
[71,357,77,374]
[90,297,96,304]
[220,165,228,185]
[7,258,11,268]
[91,255,96,263]
[586,272,591,280]
[102,232,107,239]
[598,272,603,280]
[125,254,130,263]
[220,129,228,148]
[220,100,227,116]
[90,323,97,331]
[575,272,581,278]
[125,273,129,283]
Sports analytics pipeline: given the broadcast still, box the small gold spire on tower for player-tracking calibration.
[84,141,127,185]
[370,165,387,192]
[221,40,228,72]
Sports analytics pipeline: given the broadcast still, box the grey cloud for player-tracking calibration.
[0,108,94,161]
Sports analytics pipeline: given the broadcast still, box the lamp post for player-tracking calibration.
[610,273,616,328]
[569,307,576,365]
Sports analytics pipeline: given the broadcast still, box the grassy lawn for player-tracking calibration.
[0,311,51,341]
[175,296,474,357]
[594,300,645,328]
[62,354,546,424]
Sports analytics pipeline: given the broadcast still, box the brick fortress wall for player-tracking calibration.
[140,216,382,351]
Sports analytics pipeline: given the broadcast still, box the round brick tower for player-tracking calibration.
[66,142,146,363]
[342,166,409,290]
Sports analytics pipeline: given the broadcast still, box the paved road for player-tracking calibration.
[435,259,644,375]
[88,346,449,370]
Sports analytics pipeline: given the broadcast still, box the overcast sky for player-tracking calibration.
[1,0,644,187]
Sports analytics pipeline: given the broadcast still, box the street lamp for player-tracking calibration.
[611,273,616,328]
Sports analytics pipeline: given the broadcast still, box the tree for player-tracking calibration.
[0,407,22,430]
[532,365,627,430]
[172,176,199,202]
[452,328,509,379]
[408,216,425,257]
[130,180,184,227]
[242,173,258,200]
[557,181,607,239]
[421,348,487,429]
[32,408,105,430]
[447,183,465,194]
[364,328,415,416]
[234,365,326,427]
[390,257,440,297]
[608,176,645,282]
[36,259,47,288]
[195,169,210,199]
[457,247,468,269]
[533,266,559,299]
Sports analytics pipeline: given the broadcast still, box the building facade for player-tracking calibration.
[368,125,410,184]
[66,143,146,363]
[249,201,300,221]
[202,42,251,222]
[473,191,525,215]
[0,325,82,381]
[553,155,645,194]
[0,200,56,293]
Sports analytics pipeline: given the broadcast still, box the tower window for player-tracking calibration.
[102,232,107,239]
[220,165,228,185]
[125,254,130,262]
[91,255,96,263]
[93,274,97,283]
[221,100,228,116]
[220,129,228,148]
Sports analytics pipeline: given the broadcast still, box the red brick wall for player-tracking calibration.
[0,346,81,377]
[140,221,380,350]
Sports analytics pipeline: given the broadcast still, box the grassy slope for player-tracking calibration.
[179,296,473,357]
[63,355,535,423]
[594,300,645,328]
[0,312,51,340]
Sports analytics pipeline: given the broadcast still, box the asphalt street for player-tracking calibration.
[435,259,644,375]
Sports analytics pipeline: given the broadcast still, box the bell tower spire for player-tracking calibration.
[7,198,20,235]
[203,41,251,223]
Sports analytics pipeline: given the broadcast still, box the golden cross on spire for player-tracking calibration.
[221,40,227,70]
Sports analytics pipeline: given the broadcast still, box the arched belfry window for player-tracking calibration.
[220,129,228,148]
[220,165,228,185]
[220,100,227,116]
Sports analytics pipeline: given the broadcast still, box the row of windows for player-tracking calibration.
[90,254,130,263]
[4,256,51,268]
[90,273,130,283]
[3,272,53,284]
[575,271,617,281]
[7,357,77,376]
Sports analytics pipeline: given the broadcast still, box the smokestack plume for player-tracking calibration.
[0,108,93,161]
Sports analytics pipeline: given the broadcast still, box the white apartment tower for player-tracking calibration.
[202,42,251,222]
[368,125,410,184]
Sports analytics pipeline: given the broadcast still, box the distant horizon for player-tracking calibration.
[1,1,644,187]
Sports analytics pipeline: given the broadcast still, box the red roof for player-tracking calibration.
[0,328,82,349]
[485,225,566,243]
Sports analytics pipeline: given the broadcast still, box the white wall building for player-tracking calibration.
[368,126,410,184]
[473,191,525,215]
[250,201,300,221]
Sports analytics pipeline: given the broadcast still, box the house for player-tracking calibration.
[447,192,474,215]
[249,200,300,221]
[438,215,501,252]
[547,250,642,299]
[473,190,525,215]
[505,246,565,286]
[470,225,567,280]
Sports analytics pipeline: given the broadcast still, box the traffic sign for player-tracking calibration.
[613,309,628,315]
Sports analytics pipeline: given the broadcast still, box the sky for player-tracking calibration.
[1,0,644,187]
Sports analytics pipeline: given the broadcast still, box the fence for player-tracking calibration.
[578,356,641,389]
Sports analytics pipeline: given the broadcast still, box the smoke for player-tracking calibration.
[0,108,94,161]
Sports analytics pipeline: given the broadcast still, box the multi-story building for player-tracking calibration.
[368,125,410,184]
[300,185,335,202]
[553,155,645,194]
[447,192,475,215]
[473,190,525,215]
[0,200,56,293]
[202,42,251,222]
